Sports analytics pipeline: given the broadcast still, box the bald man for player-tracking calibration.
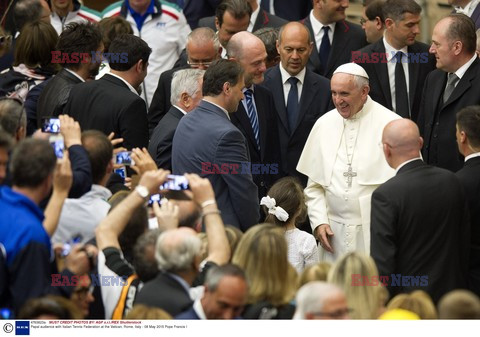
[227,31,282,198]
[371,119,470,303]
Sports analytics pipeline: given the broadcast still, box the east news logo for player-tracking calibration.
[15,321,29,335]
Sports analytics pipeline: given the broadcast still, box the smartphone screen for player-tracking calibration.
[148,193,162,207]
[49,135,64,159]
[115,151,134,166]
[61,235,82,257]
[42,117,60,133]
[114,167,127,182]
[159,175,189,191]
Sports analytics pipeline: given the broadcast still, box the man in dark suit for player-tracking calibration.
[176,264,248,319]
[148,27,221,133]
[227,31,282,198]
[455,105,480,296]
[418,14,480,172]
[65,34,150,150]
[172,59,259,231]
[303,0,367,79]
[37,22,103,124]
[135,227,200,316]
[198,0,252,56]
[259,0,312,21]
[371,119,470,303]
[182,0,221,29]
[262,22,332,186]
[199,0,286,34]
[450,0,480,29]
[355,0,436,121]
[148,68,204,170]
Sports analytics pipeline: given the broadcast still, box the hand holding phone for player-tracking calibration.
[49,135,64,159]
[160,175,189,191]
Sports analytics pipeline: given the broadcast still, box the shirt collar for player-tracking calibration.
[279,64,306,85]
[64,68,85,83]
[455,0,480,15]
[454,54,477,80]
[173,105,188,115]
[383,36,408,62]
[465,152,480,162]
[126,0,155,30]
[395,157,422,174]
[248,5,261,32]
[202,99,231,120]
[193,298,207,319]
[309,10,335,35]
[107,72,139,95]
[89,184,112,201]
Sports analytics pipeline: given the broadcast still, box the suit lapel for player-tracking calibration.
[325,21,349,77]
[253,10,269,32]
[253,88,268,160]
[291,70,316,135]
[372,40,392,108]
[443,59,478,108]
[305,17,321,73]
[407,43,420,111]
[268,67,290,134]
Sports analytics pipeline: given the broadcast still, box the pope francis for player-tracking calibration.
[297,63,401,262]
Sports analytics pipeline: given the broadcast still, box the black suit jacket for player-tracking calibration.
[134,272,193,316]
[182,0,220,29]
[148,65,188,134]
[37,68,83,125]
[456,156,480,296]
[172,100,259,231]
[198,9,287,32]
[269,0,312,21]
[229,85,282,198]
[471,4,480,29]
[261,66,332,186]
[371,160,470,303]
[148,106,184,171]
[355,39,436,121]
[418,57,480,172]
[65,74,149,150]
[304,17,367,79]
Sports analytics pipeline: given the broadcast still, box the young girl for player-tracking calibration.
[261,177,319,274]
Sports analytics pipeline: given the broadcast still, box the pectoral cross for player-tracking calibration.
[343,164,357,188]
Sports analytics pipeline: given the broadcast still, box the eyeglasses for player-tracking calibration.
[187,60,213,68]
[311,308,353,319]
[360,18,367,25]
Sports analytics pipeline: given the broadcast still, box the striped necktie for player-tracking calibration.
[244,89,260,151]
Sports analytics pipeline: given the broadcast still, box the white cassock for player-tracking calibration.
[297,96,401,262]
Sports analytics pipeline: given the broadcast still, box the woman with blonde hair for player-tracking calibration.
[327,252,387,319]
[232,223,298,319]
[299,262,332,287]
[387,290,437,319]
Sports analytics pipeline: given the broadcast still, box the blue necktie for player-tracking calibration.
[319,26,331,75]
[286,77,299,134]
[244,89,261,151]
[260,0,270,12]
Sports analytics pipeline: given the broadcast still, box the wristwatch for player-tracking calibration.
[135,185,149,199]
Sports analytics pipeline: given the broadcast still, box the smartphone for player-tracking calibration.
[42,117,60,133]
[115,151,134,166]
[148,193,162,207]
[160,174,189,191]
[49,135,64,159]
[61,235,82,257]
[114,166,127,183]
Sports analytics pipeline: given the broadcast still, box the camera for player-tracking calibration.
[42,117,60,133]
[160,175,189,191]
[148,193,162,207]
[49,135,64,159]
[115,151,134,166]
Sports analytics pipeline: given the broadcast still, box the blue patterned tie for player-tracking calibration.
[244,89,261,151]
[319,26,331,75]
[286,77,299,134]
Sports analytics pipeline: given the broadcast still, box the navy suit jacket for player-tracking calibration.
[182,0,221,29]
[172,100,259,231]
[175,306,201,319]
[472,4,480,29]
[371,160,470,303]
[304,17,367,79]
[229,85,283,198]
[269,0,312,21]
[456,156,480,296]
[355,39,436,121]
[198,9,287,32]
[65,74,149,150]
[148,106,184,171]
[418,57,480,172]
[261,66,332,186]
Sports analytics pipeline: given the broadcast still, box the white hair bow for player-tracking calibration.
[260,196,289,222]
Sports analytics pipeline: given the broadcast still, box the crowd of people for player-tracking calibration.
[0,0,480,321]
